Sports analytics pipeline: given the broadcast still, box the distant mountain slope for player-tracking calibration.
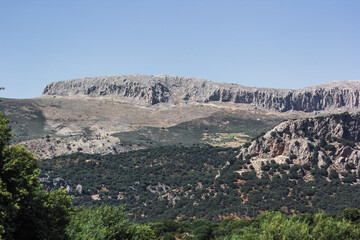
[43,74,360,112]
[0,96,284,158]
[40,112,360,222]
[2,74,360,159]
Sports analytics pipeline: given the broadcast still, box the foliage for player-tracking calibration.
[38,111,360,225]
[67,205,156,240]
[343,208,360,222]
[150,220,190,240]
[223,212,360,240]
[148,210,360,240]
[0,112,72,240]
[40,139,360,223]
[41,145,240,222]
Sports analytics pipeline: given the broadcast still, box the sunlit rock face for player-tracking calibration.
[43,74,360,112]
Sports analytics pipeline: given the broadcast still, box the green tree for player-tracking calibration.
[225,212,360,240]
[343,208,360,222]
[191,219,214,240]
[0,112,72,240]
[67,205,156,240]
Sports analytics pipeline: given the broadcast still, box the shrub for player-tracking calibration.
[345,163,356,171]
[67,206,156,240]
[324,144,336,152]
[303,164,311,171]
[308,143,315,151]
[281,164,290,170]
[270,131,277,138]
[261,165,270,171]
[243,142,251,148]
[229,212,360,240]
[343,208,360,222]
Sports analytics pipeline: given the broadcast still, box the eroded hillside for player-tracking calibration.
[239,112,360,176]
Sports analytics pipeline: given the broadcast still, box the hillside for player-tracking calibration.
[40,112,360,222]
[240,112,360,174]
[2,74,360,159]
[0,96,285,159]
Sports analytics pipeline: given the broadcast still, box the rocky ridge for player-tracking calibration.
[239,112,360,178]
[43,74,360,112]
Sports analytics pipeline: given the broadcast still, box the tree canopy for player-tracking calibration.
[0,111,72,240]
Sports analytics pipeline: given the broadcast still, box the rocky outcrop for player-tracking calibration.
[21,134,142,159]
[39,174,82,194]
[42,74,360,112]
[239,112,360,174]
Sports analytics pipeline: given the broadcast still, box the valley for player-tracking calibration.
[3,1,360,238]
[0,96,287,159]
[39,112,360,222]
[2,74,357,159]
[2,74,360,223]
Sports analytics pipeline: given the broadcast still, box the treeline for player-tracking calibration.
[40,145,240,222]
[68,206,360,239]
[41,144,360,222]
[148,208,360,240]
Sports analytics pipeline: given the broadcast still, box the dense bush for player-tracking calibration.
[149,211,360,240]
[41,145,239,222]
[67,206,155,240]
[40,141,360,222]
[226,211,360,240]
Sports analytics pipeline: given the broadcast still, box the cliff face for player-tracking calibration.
[239,112,360,174]
[42,74,217,105]
[42,74,360,112]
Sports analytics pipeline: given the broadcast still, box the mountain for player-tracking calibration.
[1,74,360,159]
[39,112,360,222]
[3,74,360,223]
[43,74,360,112]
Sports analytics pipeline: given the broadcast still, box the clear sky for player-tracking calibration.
[1,0,360,99]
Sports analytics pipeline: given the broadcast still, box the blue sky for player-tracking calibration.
[1,0,360,99]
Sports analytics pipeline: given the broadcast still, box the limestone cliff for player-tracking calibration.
[42,74,360,112]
